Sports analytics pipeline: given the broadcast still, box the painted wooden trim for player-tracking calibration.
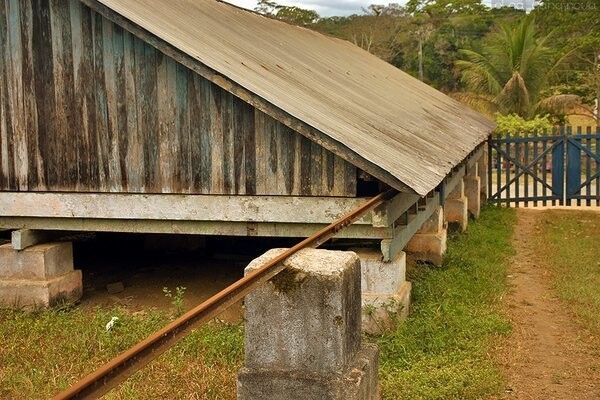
[380,194,440,261]
[79,0,415,195]
[372,192,420,227]
[0,192,379,224]
[0,217,392,239]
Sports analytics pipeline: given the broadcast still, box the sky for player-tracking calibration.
[226,0,511,17]
[226,0,407,16]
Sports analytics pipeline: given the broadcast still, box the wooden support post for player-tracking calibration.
[380,194,440,262]
[11,229,55,251]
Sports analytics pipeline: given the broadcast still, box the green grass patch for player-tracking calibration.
[535,210,600,336]
[0,306,243,399]
[375,206,516,400]
[0,206,516,399]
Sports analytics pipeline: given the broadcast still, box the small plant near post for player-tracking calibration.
[163,286,187,317]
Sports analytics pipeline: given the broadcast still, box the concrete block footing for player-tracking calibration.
[464,176,481,219]
[351,249,410,334]
[444,197,468,232]
[405,230,447,266]
[362,281,411,335]
[0,242,82,309]
[238,248,379,400]
[237,344,380,400]
[406,206,447,266]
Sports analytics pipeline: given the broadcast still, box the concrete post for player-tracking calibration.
[477,147,489,203]
[444,179,469,232]
[237,248,380,400]
[405,206,448,266]
[351,249,411,334]
[464,164,481,219]
[0,242,82,308]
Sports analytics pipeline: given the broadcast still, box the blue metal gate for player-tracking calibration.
[488,126,600,207]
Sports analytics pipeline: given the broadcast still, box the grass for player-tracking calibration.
[534,210,600,336]
[0,306,243,399]
[0,206,516,399]
[375,205,516,400]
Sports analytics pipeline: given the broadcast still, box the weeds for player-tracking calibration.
[163,286,187,317]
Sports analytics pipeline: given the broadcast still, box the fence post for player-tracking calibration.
[237,248,380,400]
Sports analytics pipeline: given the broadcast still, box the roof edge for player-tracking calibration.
[81,0,420,195]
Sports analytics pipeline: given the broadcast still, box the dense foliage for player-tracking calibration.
[254,0,599,125]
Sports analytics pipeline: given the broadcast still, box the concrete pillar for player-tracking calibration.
[352,249,411,334]
[237,248,379,400]
[477,148,489,203]
[0,242,82,309]
[464,164,481,219]
[405,206,447,266]
[444,179,468,232]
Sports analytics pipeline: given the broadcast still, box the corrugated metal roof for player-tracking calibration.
[95,0,495,196]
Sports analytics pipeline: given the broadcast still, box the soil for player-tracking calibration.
[497,208,600,399]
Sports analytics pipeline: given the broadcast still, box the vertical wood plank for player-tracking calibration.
[254,109,266,194]
[221,91,234,194]
[243,101,256,195]
[79,4,98,190]
[32,0,55,189]
[102,16,122,191]
[300,135,311,195]
[157,52,173,192]
[113,23,128,191]
[123,30,141,192]
[189,72,202,192]
[142,43,159,191]
[93,11,110,190]
[310,140,322,195]
[198,77,212,193]
[232,97,246,194]
[291,132,302,195]
[209,82,223,193]
[278,124,295,194]
[175,63,191,193]
[0,0,13,190]
[264,114,278,194]
[7,0,27,190]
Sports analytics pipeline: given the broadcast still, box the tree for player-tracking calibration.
[254,0,319,26]
[455,15,579,118]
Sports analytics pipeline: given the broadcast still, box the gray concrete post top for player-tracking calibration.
[238,248,380,400]
[0,242,82,309]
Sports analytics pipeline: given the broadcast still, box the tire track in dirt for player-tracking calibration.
[498,208,600,400]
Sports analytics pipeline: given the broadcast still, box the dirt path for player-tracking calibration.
[498,209,600,399]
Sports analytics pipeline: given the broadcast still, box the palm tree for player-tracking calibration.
[455,15,578,119]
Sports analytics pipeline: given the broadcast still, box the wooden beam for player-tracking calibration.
[380,194,440,261]
[10,229,54,250]
[0,217,393,240]
[0,192,376,225]
[372,192,420,227]
[442,166,466,202]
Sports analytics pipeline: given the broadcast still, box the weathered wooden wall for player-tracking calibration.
[0,0,356,196]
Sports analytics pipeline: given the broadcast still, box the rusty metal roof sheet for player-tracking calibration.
[94,0,495,196]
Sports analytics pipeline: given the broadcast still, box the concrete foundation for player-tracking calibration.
[477,150,488,204]
[465,164,481,219]
[444,179,468,232]
[352,249,411,334]
[237,248,379,400]
[0,242,82,308]
[405,206,447,266]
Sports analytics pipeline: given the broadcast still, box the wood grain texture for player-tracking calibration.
[0,0,356,196]
[90,0,495,196]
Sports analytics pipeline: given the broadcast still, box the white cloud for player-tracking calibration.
[225,0,409,16]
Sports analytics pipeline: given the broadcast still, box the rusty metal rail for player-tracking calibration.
[52,189,397,399]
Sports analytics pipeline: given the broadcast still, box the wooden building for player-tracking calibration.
[0,0,494,309]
